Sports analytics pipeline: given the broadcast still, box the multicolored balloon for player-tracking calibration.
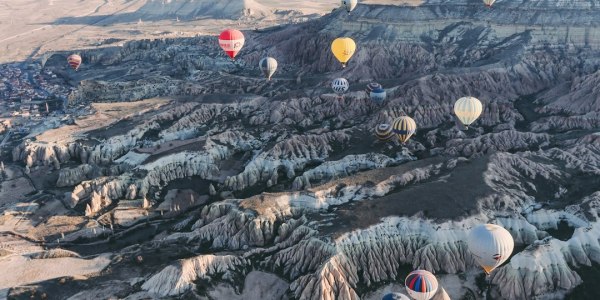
[375,123,394,141]
[405,270,438,300]
[392,116,417,144]
[332,78,349,95]
[219,29,245,60]
[454,96,483,129]
[331,37,356,68]
[370,87,387,104]
[259,57,278,81]
[67,54,82,71]
[468,224,514,275]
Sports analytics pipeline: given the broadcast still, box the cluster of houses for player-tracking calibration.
[0,63,72,118]
[0,63,77,144]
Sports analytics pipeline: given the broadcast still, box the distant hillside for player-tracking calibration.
[135,0,270,20]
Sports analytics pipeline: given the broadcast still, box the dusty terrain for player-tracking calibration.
[0,0,420,63]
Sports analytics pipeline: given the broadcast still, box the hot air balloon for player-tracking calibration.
[331,37,356,68]
[405,270,438,300]
[366,82,382,94]
[438,287,451,300]
[467,224,514,275]
[382,292,411,300]
[483,0,496,7]
[392,116,417,144]
[341,0,358,13]
[67,54,82,71]
[375,123,394,141]
[454,96,483,129]
[259,57,278,81]
[332,78,349,96]
[219,29,245,60]
[370,87,387,104]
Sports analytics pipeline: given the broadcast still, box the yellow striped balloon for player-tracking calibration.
[454,96,483,129]
[392,116,417,144]
[375,123,394,141]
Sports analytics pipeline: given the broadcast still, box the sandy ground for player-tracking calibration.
[26,215,90,240]
[0,233,43,256]
[0,206,88,242]
[0,253,112,290]
[0,0,147,63]
[0,0,424,64]
[35,98,169,143]
[0,176,36,206]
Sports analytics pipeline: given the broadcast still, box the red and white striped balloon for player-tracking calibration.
[218,29,245,60]
[67,54,82,71]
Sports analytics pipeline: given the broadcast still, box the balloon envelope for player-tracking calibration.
[219,29,245,59]
[370,88,387,104]
[382,292,411,300]
[392,116,417,143]
[332,78,349,95]
[405,270,438,300]
[454,96,483,128]
[483,0,496,7]
[67,54,82,71]
[341,0,358,12]
[468,224,514,275]
[375,123,394,141]
[366,82,382,94]
[259,57,278,80]
[331,37,356,68]
[438,287,451,300]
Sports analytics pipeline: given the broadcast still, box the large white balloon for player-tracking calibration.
[341,0,358,13]
[453,96,483,129]
[259,57,278,80]
[467,224,514,274]
[438,287,451,300]
[483,0,496,7]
